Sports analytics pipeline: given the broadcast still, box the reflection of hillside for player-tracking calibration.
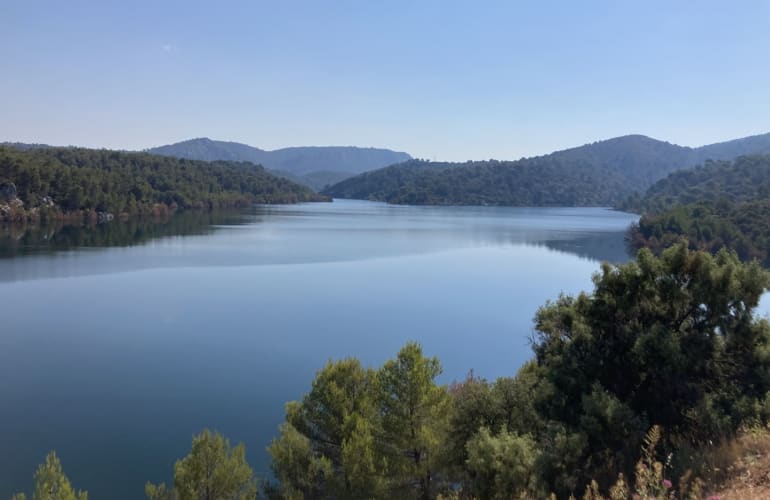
[542,232,633,264]
[0,203,638,273]
[457,222,634,264]
[0,211,254,258]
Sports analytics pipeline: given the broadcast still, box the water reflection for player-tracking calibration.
[0,210,253,258]
[543,231,633,264]
[0,201,640,284]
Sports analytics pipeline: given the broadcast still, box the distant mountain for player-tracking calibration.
[146,138,412,190]
[147,138,269,164]
[323,133,770,206]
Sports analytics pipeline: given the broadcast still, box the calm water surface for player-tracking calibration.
[0,200,766,498]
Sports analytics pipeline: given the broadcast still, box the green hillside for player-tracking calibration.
[0,146,327,222]
[324,133,770,206]
[627,155,770,265]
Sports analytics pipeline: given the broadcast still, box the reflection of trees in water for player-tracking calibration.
[0,210,255,258]
[0,206,635,265]
[465,225,634,264]
[542,232,633,264]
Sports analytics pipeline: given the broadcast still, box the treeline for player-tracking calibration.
[12,430,255,500]
[323,158,632,206]
[0,146,327,222]
[626,155,770,265]
[629,200,770,266]
[323,134,770,207]
[14,244,770,498]
[621,155,770,214]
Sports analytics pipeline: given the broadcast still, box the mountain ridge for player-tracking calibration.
[145,138,412,190]
[323,132,770,206]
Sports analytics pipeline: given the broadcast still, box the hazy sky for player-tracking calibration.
[2,0,769,161]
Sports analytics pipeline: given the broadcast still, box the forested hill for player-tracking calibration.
[147,138,412,190]
[323,158,631,206]
[623,155,770,213]
[627,155,770,265]
[0,146,326,222]
[147,138,268,164]
[323,133,770,206]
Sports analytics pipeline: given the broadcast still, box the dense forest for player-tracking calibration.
[324,133,770,206]
[622,155,770,213]
[15,244,770,499]
[0,146,326,222]
[323,158,631,206]
[627,155,770,265]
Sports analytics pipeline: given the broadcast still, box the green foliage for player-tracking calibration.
[465,427,540,499]
[445,371,498,478]
[146,429,256,500]
[378,342,451,498]
[268,358,386,499]
[444,364,543,487]
[623,155,770,214]
[324,157,634,206]
[0,145,326,221]
[532,242,770,492]
[13,451,87,500]
[626,155,770,266]
[631,200,770,266]
[265,423,331,500]
[268,343,449,499]
[324,134,770,206]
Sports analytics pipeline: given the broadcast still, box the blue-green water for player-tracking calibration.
[0,200,764,498]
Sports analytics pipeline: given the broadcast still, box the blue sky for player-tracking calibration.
[2,0,769,160]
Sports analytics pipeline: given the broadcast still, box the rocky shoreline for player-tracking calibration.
[0,180,172,224]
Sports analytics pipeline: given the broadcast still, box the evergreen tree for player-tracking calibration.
[377,342,450,499]
[268,358,385,499]
[532,242,770,492]
[146,429,256,500]
[12,451,87,500]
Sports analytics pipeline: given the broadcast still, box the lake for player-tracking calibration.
[0,200,765,498]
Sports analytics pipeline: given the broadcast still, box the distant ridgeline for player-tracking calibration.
[323,133,770,206]
[147,138,412,191]
[0,146,327,222]
[625,155,770,266]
